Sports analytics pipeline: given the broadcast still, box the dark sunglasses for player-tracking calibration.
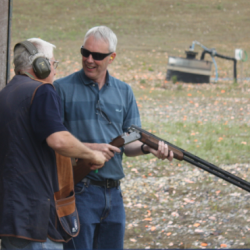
[80,47,113,61]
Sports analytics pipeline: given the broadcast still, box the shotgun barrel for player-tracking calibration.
[129,125,250,193]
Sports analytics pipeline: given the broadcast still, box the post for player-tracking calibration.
[0,0,12,90]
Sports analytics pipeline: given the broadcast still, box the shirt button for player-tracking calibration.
[92,84,95,86]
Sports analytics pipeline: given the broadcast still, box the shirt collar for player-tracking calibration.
[80,69,111,87]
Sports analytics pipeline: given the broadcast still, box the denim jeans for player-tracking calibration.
[64,179,126,249]
[1,237,63,250]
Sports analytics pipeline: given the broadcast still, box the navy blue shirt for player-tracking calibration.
[0,75,70,241]
[30,84,67,142]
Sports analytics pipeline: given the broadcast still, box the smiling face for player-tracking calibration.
[81,35,116,88]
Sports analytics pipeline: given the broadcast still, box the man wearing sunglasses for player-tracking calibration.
[54,26,173,250]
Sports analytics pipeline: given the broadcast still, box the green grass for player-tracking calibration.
[124,121,250,167]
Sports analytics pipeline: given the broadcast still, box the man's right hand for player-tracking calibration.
[85,143,121,161]
[88,150,106,171]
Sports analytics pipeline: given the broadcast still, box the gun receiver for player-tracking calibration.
[128,125,250,193]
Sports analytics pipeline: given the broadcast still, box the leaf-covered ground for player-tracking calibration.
[120,82,250,249]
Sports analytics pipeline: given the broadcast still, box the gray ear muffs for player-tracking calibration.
[14,40,51,79]
[32,57,51,79]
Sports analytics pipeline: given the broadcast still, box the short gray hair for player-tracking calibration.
[13,38,56,74]
[83,26,117,52]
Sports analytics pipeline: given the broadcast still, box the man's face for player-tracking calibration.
[81,36,115,85]
[44,56,56,84]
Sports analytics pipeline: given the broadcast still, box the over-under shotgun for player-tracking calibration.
[73,125,250,193]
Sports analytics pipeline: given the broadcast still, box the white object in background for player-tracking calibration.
[235,49,243,60]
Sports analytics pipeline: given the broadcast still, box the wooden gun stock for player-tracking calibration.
[73,136,125,184]
[73,159,93,185]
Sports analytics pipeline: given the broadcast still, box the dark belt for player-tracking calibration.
[82,178,120,189]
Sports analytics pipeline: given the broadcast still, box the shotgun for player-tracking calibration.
[73,125,250,193]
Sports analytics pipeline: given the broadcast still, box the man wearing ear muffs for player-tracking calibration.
[0,38,106,250]
[54,26,174,250]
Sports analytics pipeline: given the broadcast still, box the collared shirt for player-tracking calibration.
[54,69,141,181]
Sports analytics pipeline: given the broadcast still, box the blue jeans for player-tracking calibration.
[1,237,63,250]
[64,179,125,249]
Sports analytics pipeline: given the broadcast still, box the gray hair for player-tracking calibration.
[83,26,117,52]
[13,38,56,74]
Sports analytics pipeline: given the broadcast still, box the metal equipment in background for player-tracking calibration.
[166,49,212,84]
[166,41,241,84]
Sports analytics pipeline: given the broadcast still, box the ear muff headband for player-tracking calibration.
[14,40,51,79]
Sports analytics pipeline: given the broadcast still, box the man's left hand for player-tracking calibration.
[144,141,174,161]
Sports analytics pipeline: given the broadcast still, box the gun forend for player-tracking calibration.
[128,125,184,161]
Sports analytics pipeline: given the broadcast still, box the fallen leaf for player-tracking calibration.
[183,198,195,203]
[167,232,172,236]
[184,178,194,183]
[151,226,156,231]
[209,216,216,220]
[201,242,208,247]
[130,238,137,242]
[221,244,227,248]
[144,218,152,221]
[147,210,151,216]
[193,223,200,227]
[131,168,138,173]
[195,229,204,233]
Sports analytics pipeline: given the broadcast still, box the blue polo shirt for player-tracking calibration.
[54,69,141,181]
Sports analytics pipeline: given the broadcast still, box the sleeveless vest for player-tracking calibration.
[0,75,79,242]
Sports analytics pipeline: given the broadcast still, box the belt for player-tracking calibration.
[82,178,120,189]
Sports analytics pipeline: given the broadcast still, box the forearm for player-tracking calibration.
[83,142,100,151]
[46,131,96,160]
[124,140,144,157]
